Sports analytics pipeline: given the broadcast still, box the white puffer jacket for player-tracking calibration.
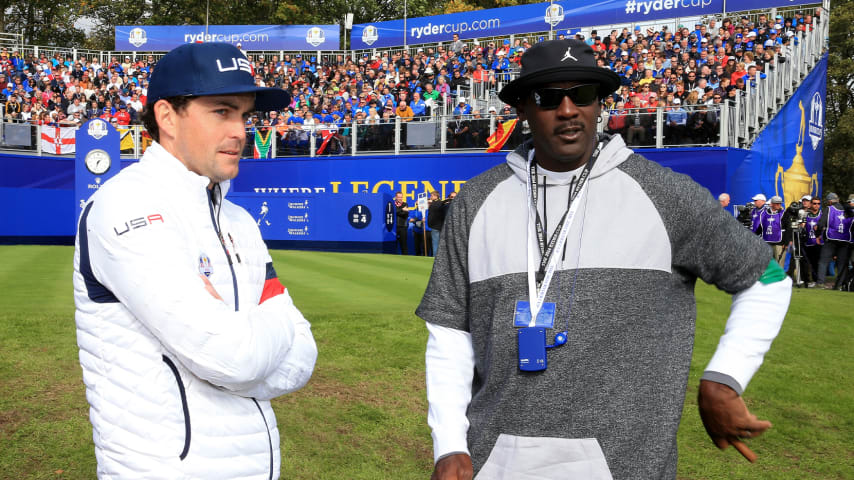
[73,142,317,479]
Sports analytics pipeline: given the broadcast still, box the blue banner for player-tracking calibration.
[0,187,76,238]
[0,147,759,247]
[352,0,724,49]
[229,154,504,205]
[729,55,826,207]
[115,25,340,51]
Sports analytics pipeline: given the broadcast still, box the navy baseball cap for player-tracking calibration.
[147,42,290,111]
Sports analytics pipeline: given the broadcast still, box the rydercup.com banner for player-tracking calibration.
[352,0,726,49]
[115,25,340,51]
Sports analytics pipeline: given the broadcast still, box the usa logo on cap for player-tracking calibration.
[146,42,290,111]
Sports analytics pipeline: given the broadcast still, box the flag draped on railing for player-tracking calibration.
[117,128,135,151]
[140,131,153,153]
[485,119,517,153]
[40,126,76,154]
[316,129,334,154]
[253,129,273,158]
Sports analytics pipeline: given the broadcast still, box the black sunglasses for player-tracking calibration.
[532,85,598,109]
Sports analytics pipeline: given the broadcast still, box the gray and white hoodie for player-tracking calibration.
[417,134,789,479]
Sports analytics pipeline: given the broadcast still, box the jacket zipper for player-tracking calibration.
[207,185,272,478]
[207,184,239,310]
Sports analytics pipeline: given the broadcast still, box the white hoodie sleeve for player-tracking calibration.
[426,322,475,463]
[702,276,791,394]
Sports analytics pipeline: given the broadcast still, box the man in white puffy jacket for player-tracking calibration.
[73,42,317,479]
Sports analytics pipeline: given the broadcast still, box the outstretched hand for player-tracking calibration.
[698,379,772,462]
[431,453,473,480]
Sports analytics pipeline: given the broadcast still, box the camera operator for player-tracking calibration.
[735,203,752,229]
[803,196,824,287]
[754,196,792,267]
[735,194,766,231]
[816,193,853,289]
[785,199,811,286]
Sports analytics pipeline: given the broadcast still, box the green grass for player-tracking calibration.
[0,246,851,479]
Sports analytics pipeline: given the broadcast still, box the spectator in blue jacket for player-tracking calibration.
[453,96,471,116]
[410,91,427,117]
[666,98,688,144]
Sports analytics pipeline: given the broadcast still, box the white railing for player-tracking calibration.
[4,107,733,158]
[250,114,514,157]
[600,104,726,148]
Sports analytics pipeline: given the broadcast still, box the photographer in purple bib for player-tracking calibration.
[754,196,794,268]
[815,193,854,289]
[417,39,791,480]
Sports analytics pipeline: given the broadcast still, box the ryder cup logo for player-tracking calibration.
[128,27,147,48]
[306,27,325,47]
[198,254,213,277]
[87,119,109,139]
[808,92,823,150]
[362,25,379,46]
[544,4,565,27]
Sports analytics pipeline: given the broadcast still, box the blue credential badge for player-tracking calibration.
[518,327,547,371]
[514,301,556,328]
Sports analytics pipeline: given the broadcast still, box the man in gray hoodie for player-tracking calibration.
[418,39,791,480]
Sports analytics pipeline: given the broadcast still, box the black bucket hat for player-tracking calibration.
[498,39,620,106]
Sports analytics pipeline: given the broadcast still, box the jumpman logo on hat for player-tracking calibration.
[561,47,578,62]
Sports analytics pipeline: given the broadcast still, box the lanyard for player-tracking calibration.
[524,143,600,325]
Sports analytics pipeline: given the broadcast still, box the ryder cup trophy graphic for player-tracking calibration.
[775,101,818,205]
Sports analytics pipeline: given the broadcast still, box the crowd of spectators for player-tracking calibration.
[594,9,819,146]
[0,7,819,153]
[1,50,151,130]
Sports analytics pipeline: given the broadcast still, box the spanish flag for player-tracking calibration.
[485,119,518,153]
[140,131,153,153]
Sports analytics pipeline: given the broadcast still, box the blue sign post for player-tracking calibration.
[75,119,120,217]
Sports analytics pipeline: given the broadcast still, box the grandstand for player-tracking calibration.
[0,1,829,251]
